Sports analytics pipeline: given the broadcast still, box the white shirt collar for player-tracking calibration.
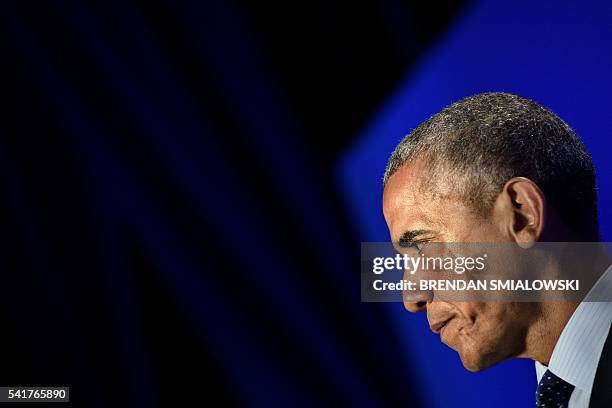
[535,264,612,394]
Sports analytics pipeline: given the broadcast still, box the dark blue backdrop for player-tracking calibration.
[1,0,610,406]
[3,0,461,405]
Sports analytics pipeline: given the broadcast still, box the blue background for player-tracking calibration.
[2,0,611,406]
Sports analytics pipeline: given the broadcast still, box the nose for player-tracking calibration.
[402,264,432,312]
[403,290,431,313]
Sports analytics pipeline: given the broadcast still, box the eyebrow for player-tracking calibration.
[397,229,435,247]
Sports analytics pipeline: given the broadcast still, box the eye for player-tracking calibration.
[413,240,427,253]
[398,239,428,253]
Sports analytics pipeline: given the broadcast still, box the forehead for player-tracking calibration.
[382,160,466,241]
[383,162,433,233]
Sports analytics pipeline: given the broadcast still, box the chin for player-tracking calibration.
[457,346,497,372]
[460,357,488,372]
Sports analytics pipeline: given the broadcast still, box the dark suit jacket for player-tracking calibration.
[590,324,612,407]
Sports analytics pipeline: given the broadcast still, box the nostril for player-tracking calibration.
[403,291,431,312]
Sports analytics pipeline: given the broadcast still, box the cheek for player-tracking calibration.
[448,304,505,350]
[457,305,521,364]
[438,303,479,348]
[461,304,508,337]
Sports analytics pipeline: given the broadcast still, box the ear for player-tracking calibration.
[497,177,546,248]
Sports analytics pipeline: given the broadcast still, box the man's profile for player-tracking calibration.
[382,93,611,407]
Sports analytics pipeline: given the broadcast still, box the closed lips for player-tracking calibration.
[430,317,453,334]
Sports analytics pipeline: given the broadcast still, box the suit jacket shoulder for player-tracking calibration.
[590,324,612,407]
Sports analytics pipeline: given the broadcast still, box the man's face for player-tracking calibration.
[382,160,536,371]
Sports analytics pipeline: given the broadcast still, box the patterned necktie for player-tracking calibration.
[536,369,574,408]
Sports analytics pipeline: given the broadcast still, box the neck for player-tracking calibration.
[519,240,609,365]
[522,301,578,365]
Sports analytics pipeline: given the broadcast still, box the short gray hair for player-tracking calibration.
[384,92,598,238]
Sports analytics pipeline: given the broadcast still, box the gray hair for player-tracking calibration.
[384,92,598,238]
